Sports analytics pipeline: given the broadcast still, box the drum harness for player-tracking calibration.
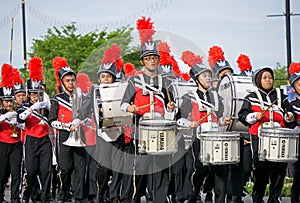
[254,87,282,129]
[192,90,217,132]
[138,74,163,119]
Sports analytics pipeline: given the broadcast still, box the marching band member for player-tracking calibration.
[236,54,254,197]
[120,16,176,203]
[76,73,97,203]
[17,57,52,203]
[209,45,245,203]
[238,67,294,203]
[0,63,23,203]
[180,50,231,203]
[288,62,300,203]
[49,57,87,203]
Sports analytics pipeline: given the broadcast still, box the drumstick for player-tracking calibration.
[164,82,171,103]
[136,102,157,111]
[261,98,278,116]
[188,111,214,130]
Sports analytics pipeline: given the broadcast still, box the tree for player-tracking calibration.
[20,23,140,97]
[273,62,288,88]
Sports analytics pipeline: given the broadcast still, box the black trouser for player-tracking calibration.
[0,141,23,202]
[251,135,287,203]
[57,133,87,201]
[212,165,229,203]
[291,154,300,202]
[190,138,207,202]
[85,145,98,198]
[24,135,52,202]
[243,143,253,185]
[226,137,244,198]
[172,137,193,202]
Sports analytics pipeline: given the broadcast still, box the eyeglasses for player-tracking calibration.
[143,56,159,62]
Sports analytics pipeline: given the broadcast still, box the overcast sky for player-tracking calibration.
[0,0,299,73]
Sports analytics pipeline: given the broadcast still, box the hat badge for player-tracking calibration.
[14,84,21,89]
[33,81,40,89]
[116,72,121,78]
[62,66,72,71]
[161,65,171,73]
[296,72,300,76]
[103,63,113,70]
[145,42,155,50]
[217,60,226,67]
[3,87,12,96]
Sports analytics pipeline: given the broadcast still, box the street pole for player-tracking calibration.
[267,0,299,78]
[22,0,27,69]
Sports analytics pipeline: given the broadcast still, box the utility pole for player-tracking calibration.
[267,0,299,78]
[22,0,27,69]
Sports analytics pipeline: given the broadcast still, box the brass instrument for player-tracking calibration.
[38,85,45,125]
[63,87,86,147]
[9,99,18,138]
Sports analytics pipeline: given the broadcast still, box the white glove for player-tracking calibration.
[72,118,81,126]
[7,117,17,125]
[5,112,17,119]
[294,126,300,134]
[84,118,92,127]
[30,101,50,111]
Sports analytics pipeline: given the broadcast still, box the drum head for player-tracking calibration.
[217,74,254,132]
[140,119,176,127]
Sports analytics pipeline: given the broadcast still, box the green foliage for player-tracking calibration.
[244,177,294,197]
[26,23,140,97]
[273,62,288,88]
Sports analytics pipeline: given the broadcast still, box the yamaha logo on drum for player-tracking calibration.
[224,142,229,161]
[281,139,286,158]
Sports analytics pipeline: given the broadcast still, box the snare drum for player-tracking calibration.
[138,119,177,155]
[259,127,299,162]
[199,131,240,165]
[217,75,255,132]
[93,82,132,127]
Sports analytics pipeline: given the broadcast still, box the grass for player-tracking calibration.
[244,177,294,197]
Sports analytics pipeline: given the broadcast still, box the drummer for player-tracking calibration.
[238,67,294,203]
[209,45,246,203]
[120,16,176,203]
[287,62,300,203]
[179,50,231,203]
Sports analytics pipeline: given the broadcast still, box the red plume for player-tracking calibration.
[208,46,225,68]
[181,72,191,81]
[115,58,124,72]
[289,62,300,75]
[28,56,44,81]
[181,51,203,67]
[124,63,137,77]
[52,56,69,93]
[237,54,252,72]
[77,73,92,93]
[101,43,122,65]
[13,68,24,84]
[0,63,14,88]
[136,16,156,44]
[158,41,171,54]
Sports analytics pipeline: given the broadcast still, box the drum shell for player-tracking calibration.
[98,82,132,127]
[172,81,197,107]
[138,119,177,155]
[217,75,255,132]
[259,127,299,162]
[199,131,240,165]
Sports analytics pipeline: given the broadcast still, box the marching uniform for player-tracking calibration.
[0,63,23,203]
[121,72,176,203]
[17,56,52,203]
[238,67,293,203]
[49,57,86,202]
[288,62,300,203]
